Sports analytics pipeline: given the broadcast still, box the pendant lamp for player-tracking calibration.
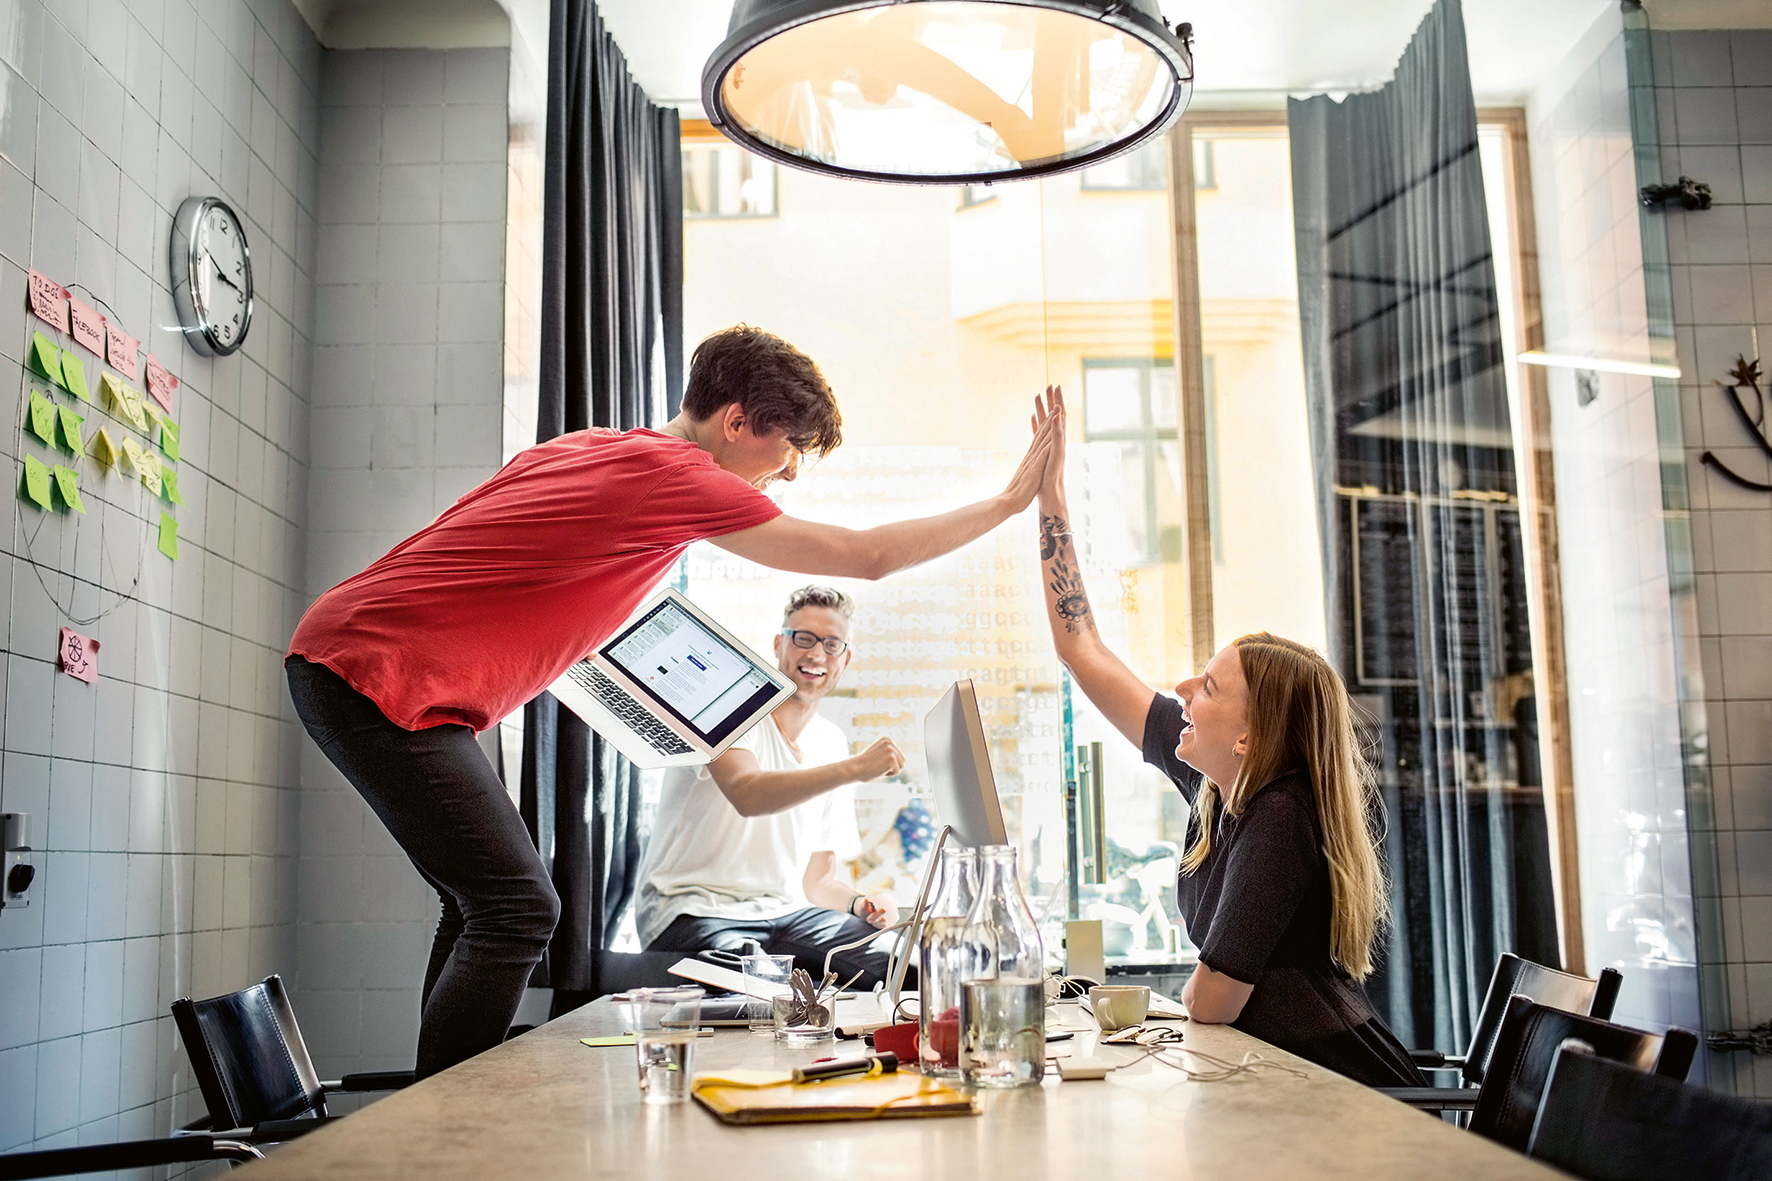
[702,0,1194,185]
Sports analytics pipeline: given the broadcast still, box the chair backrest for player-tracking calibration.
[171,974,326,1129]
[1528,1040,1772,1181]
[1462,953,1624,1085]
[1470,993,1699,1151]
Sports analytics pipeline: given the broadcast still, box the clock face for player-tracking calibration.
[171,197,253,356]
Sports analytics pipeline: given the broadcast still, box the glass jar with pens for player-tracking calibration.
[959,844,1046,1088]
[917,845,979,1077]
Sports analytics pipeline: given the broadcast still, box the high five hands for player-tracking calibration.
[1031,385,1066,502]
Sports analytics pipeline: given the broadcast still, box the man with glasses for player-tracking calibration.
[635,586,906,986]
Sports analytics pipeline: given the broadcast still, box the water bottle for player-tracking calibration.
[959,844,1046,1087]
[917,845,979,1077]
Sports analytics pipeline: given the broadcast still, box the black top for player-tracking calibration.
[1142,694,1424,1087]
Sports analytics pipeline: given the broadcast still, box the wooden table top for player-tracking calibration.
[239,998,1562,1181]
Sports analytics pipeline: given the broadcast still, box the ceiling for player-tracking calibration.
[597,0,1619,116]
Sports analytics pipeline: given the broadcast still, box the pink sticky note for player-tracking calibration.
[28,269,69,332]
[146,355,179,412]
[59,627,99,684]
[107,323,140,381]
[67,296,105,354]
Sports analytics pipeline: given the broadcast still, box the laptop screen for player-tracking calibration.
[600,598,782,746]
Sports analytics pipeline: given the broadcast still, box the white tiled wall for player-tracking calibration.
[296,46,509,1078]
[0,0,321,1154]
[1527,6,1707,1044]
[1650,25,1772,1099]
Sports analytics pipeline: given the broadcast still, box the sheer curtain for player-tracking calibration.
[1289,0,1557,1050]
[521,0,683,1007]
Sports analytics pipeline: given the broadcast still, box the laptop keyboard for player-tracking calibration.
[565,664,694,756]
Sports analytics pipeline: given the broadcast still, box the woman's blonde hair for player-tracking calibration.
[1178,633,1388,980]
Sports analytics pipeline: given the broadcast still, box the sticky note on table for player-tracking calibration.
[57,405,84,455]
[67,296,104,354]
[139,452,163,497]
[157,512,179,560]
[146,355,178,412]
[107,322,140,381]
[29,268,69,331]
[30,332,64,385]
[58,627,99,683]
[161,466,184,505]
[60,348,90,401]
[90,426,119,470]
[27,388,56,444]
[159,419,180,463]
[52,464,84,513]
[21,454,51,508]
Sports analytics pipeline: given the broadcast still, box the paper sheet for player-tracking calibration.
[27,389,56,445]
[119,437,145,474]
[157,513,179,560]
[161,467,184,505]
[29,269,69,331]
[58,627,99,683]
[67,297,104,354]
[60,348,90,401]
[139,452,163,497]
[21,454,52,508]
[90,427,119,470]
[30,333,64,386]
[159,418,180,463]
[146,354,178,412]
[107,322,140,381]
[52,463,85,513]
[58,405,85,455]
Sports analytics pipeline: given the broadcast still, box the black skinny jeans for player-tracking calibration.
[286,657,560,1079]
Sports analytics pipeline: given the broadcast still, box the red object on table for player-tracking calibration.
[869,1021,919,1064]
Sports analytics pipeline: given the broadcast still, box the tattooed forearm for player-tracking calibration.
[1039,514,1094,633]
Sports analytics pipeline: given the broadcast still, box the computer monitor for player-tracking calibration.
[924,680,1009,848]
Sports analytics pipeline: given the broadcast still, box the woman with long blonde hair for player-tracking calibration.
[1030,388,1422,1087]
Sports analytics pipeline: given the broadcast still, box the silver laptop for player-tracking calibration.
[547,588,794,769]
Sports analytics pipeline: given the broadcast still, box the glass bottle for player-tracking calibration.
[959,844,1046,1088]
[917,845,979,1077]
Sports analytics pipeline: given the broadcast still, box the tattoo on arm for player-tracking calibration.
[1039,514,1094,633]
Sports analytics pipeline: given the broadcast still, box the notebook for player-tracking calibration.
[692,1071,978,1125]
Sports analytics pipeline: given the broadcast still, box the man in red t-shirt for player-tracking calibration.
[287,326,1055,1077]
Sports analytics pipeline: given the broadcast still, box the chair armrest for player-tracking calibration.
[0,1136,263,1179]
[249,1117,335,1141]
[329,1070,418,1093]
[1377,1087,1480,1111]
[1406,1050,1466,1069]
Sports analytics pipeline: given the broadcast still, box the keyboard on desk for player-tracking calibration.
[566,663,694,756]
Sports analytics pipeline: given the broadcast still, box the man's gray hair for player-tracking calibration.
[782,585,855,625]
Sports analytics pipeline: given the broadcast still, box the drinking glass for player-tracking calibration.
[740,953,795,1034]
[621,986,704,1105]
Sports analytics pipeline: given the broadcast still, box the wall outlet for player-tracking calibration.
[1,814,34,909]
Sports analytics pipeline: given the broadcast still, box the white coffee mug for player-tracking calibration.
[1088,985,1151,1032]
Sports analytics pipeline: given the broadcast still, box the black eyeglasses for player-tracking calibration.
[780,629,849,656]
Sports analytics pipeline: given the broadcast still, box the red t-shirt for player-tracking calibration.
[289,429,782,732]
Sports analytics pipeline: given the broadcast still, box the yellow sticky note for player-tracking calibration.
[57,406,85,455]
[30,333,64,386]
[100,370,125,407]
[51,464,84,513]
[141,398,161,430]
[119,437,144,474]
[60,348,90,401]
[22,454,52,508]
[161,467,184,505]
[90,427,119,470]
[157,512,179,560]
[139,452,163,497]
[27,389,56,444]
[159,419,180,463]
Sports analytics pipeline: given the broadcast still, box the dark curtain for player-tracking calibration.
[521,0,683,1002]
[1289,0,1558,1052]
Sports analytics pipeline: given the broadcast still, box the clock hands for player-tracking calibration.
[209,259,243,295]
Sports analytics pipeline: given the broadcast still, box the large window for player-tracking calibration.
[682,141,778,218]
[1081,359,1179,565]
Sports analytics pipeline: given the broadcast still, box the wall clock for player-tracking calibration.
[169,196,254,357]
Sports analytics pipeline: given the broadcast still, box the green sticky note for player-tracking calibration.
[57,405,85,455]
[27,389,56,444]
[159,418,180,463]
[29,333,64,386]
[51,464,84,513]
[60,348,89,401]
[161,466,184,505]
[158,512,179,560]
[21,454,51,508]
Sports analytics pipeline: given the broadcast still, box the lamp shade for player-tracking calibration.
[703,0,1194,185]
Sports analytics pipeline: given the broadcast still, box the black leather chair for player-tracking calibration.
[172,974,414,1141]
[0,1135,262,1179]
[1407,953,1623,1085]
[1527,1039,1772,1181]
[1464,994,1699,1151]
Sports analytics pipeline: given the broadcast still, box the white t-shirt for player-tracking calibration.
[635,712,862,947]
